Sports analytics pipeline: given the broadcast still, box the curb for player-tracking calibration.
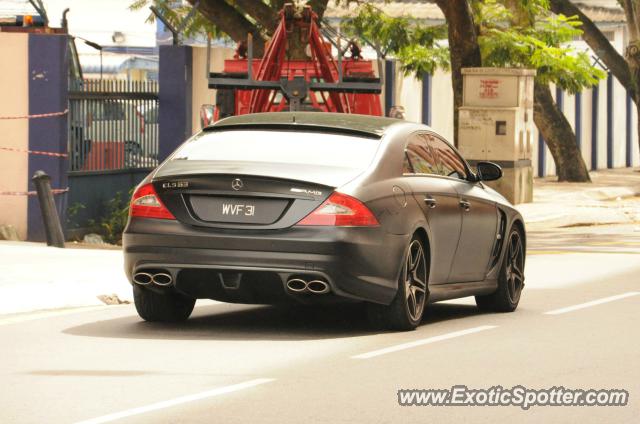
[582,184,640,201]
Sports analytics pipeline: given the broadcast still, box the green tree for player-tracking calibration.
[346,0,602,181]
[130,0,330,55]
[549,0,640,161]
[433,0,483,145]
[477,0,604,181]
[343,3,450,74]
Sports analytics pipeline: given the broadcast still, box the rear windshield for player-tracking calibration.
[171,129,381,169]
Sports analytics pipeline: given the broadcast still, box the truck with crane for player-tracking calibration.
[205,3,384,121]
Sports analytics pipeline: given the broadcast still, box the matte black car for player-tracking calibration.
[123,112,526,330]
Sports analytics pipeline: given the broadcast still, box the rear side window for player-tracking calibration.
[404,133,467,180]
[404,134,439,174]
[171,129,381,169]
[426,134,467,180]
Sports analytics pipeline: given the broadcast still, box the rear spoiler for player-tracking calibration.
[203,123,382,140]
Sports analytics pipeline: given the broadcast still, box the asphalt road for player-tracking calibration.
[1,224,639,424]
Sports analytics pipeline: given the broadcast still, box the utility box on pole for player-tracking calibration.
[458,68,535,204]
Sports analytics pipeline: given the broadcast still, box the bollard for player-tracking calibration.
[32,170,65,248]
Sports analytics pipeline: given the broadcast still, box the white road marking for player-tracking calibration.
[73,378,274,424]
[351,325,497,359]
[545,292,640,315]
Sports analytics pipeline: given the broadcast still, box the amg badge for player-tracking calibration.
[290,188,323,196]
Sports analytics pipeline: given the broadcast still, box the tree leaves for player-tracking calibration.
[128,0,236,39]
[342,3,450,77]
[342,0,604,91]
[478,5,605,92]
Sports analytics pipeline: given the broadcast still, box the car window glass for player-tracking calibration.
[405,135,438,175]
[172,130,380,170]
[402,152,414,174]
[425,134,467,180]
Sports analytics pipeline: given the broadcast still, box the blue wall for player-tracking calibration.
[158,45,192,160]
[27,34,68,241]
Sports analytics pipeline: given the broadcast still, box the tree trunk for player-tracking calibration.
[233,0,279,32]
[190,0,267,55]
[434,0,482,146]
[626,43,640,159]
[534,83,591,182]
[550,0,640,155]
[307,0,329,21]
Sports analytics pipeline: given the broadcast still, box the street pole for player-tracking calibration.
[32,171,65,248]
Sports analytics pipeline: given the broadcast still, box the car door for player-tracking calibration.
[425,133,499,282]
[403,133,463,285]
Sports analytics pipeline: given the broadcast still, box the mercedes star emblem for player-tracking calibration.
[231,178,244,191]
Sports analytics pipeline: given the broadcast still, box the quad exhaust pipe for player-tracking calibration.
[133,271,173,287]
[286,278,330,294]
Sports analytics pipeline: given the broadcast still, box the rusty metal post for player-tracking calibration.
[32,170,65,248]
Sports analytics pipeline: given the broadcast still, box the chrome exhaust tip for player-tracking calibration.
[133,272,153,286]
[307,280,330,294]
[152,272,173,286]
[286,278,308,293]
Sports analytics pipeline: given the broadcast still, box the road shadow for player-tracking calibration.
[63,301,483,342]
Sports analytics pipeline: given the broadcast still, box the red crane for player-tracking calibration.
[207,3,383,119]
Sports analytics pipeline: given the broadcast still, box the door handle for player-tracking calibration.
[459,199,471,212]
[424,196,437,209]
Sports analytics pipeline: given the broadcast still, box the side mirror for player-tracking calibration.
[476,161,502,181]
[199,104,216,128]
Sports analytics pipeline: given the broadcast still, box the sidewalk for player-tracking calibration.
[517,168,640,230]
[0,241,131,315]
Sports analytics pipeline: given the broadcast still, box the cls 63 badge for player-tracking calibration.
[162,181,189,189]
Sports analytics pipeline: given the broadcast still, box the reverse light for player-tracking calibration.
[297,192,379,227]
[130,183,175,220]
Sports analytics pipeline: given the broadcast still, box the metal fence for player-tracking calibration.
[68,79,159,172]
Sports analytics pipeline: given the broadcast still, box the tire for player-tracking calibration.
[367,235,429,331]
[475,226,525,312]
[133,285,196,322]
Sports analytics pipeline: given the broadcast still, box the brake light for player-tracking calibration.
[130,183,175,220]
[297,192,379,227]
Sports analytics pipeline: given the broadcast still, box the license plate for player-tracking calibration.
[221,202,256,217]
[190,196,288,224]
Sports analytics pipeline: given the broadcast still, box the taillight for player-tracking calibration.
[296,192,379,227]
[130,183,175,220]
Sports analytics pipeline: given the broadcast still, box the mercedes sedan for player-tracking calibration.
[123,112,526,330]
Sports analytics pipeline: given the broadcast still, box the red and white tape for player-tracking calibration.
[0,109,70,196]
[0,109,68,120]
[0,146,68,158]
[0,188,69,196]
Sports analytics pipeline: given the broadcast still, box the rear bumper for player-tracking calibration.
[123,218,407,304]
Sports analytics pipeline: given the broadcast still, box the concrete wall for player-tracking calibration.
[191,46,234,134]
[529,77,640,177]
[430,69,455,142]
[0,33,68,241]
[0,33,29,240]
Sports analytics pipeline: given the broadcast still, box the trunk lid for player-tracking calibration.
[151,127,381,229]
[153,174,332,230]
